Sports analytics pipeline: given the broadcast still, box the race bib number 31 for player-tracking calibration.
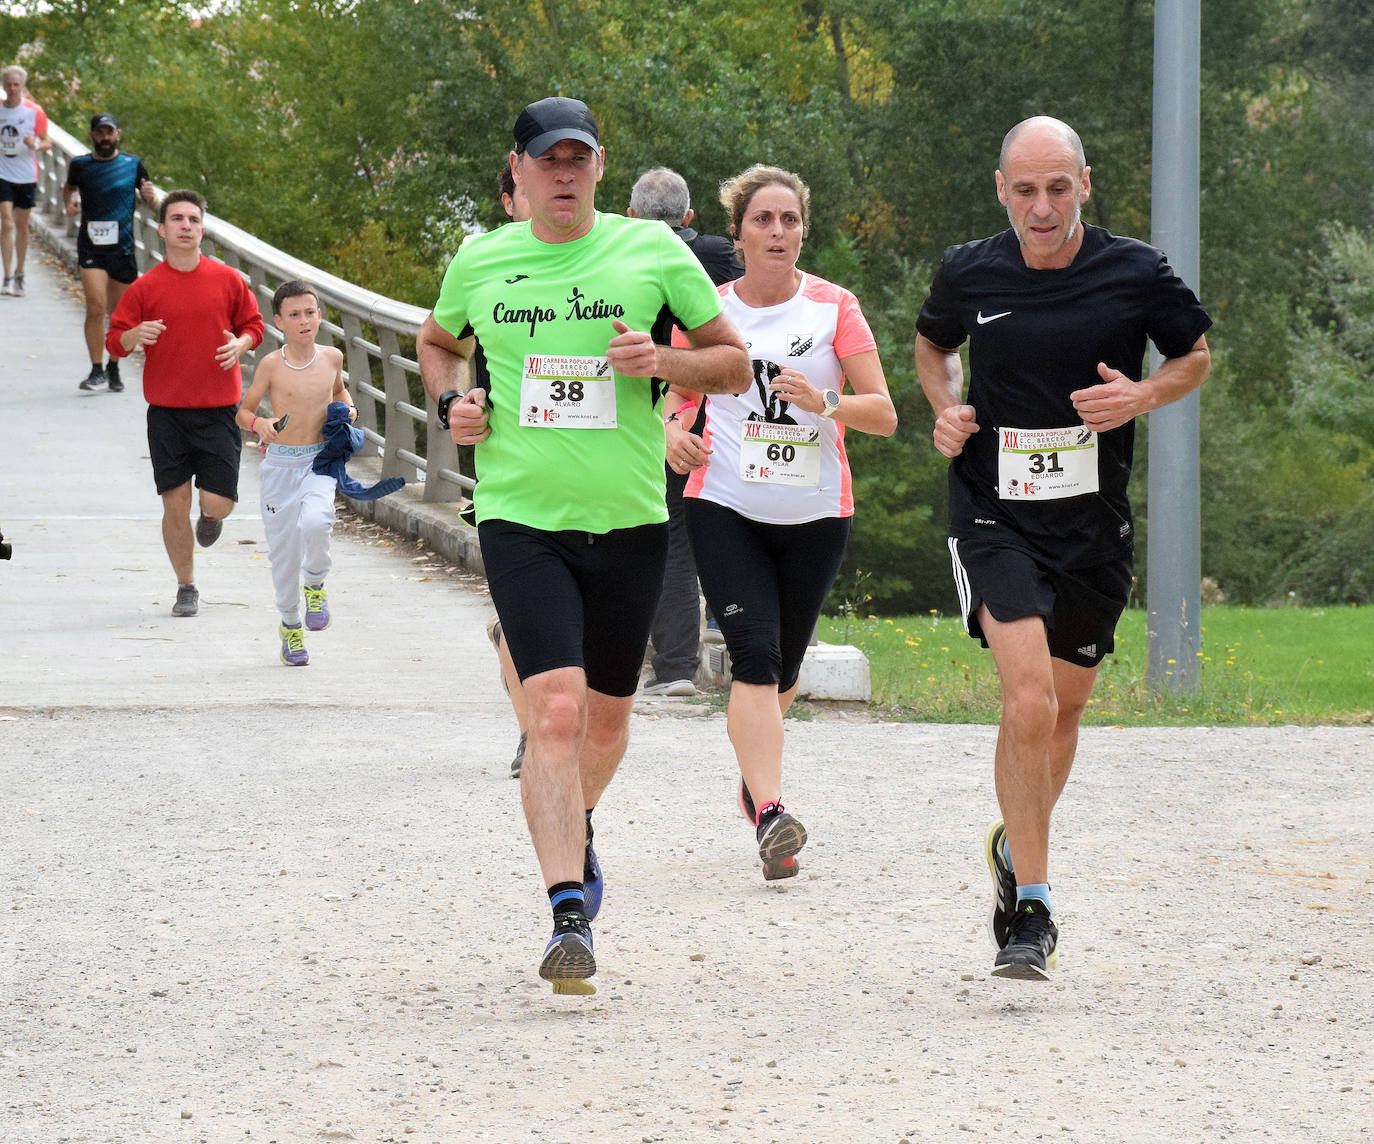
[997,425,1098,500]
[739,420,821,485]
[519,355,617,429]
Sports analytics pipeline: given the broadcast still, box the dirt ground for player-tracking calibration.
[4,703,1372,1144]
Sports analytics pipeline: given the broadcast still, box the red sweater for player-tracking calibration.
[106,257,265,408]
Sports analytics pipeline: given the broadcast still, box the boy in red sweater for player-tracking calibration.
[106,190,265,617]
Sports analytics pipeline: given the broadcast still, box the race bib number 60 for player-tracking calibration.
[519,355,617,429]
[739,420,821,485]
[997,425,1099,500]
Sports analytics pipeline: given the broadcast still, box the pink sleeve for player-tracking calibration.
[833,289,877,360]
[669,324,689,349]
[34,108,48,134]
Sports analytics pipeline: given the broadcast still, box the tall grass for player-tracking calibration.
[817,605,1374,725]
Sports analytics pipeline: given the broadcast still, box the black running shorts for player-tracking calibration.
[948,536,1132,668]
[146,404,242,500]
[0,179,37,210]
[77,237,139,284]
[684,496,850,689]
[478,518,669,697]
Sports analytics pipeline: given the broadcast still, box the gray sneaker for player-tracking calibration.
[10,272,23,297]
[78,365,106,392]
[195,514,223,548]
[172,584,199,617]
[642,677,696,697]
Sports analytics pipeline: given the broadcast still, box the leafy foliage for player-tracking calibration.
[5,0,1372,607]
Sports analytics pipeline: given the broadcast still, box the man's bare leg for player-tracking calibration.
[521,666,606,990]
[520,666,592,887]
[1,201,14,280]
[80,268,113,366]
[580,688,634,811]
[979,607,1099,887]
[160,482,196,584]
[161,485,234,583]
[11,206,30,279]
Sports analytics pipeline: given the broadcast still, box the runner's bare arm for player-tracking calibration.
[1071,335,1211,434]
[417,313,476,404]
[916,333,979,458]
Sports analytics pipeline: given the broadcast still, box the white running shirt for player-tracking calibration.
[676,272,876,524]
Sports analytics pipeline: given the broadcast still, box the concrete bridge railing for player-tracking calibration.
[31,120,475,508]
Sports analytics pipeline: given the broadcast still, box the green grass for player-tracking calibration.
[818,605,1374,726]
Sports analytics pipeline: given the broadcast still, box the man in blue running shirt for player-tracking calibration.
[64,112,157,393]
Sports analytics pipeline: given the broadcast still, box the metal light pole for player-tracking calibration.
[1147,0,1203,691]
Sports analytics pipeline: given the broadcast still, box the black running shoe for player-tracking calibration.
[985,820,1017,949]
[105,359,123,393]
[992,898,1059,980]
[78,365,106,392]
[539,911,595,995]
[756,804,806,881]
[583,826,603,923]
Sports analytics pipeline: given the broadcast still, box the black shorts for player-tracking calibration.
[948,536,1132,668]
[147,405,242,500]
[77,238,139,284]
[479,518,669,697]
[0,180,37,210]
[685,497,851,689]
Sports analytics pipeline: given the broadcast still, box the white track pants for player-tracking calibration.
[259,447,336,623]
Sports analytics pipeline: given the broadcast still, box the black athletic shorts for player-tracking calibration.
[0,179,37,210]
[478,518,669,697]
[948,536,1133,668]
[77,237,139,284]
[685,497,851,689]
[147,404,242,500]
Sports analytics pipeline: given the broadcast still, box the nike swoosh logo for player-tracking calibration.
[505,274,529,284]
[977,310,1012,324]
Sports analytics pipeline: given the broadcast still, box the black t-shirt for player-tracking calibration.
[916,225,1212,569]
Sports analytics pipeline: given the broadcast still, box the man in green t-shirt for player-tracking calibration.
[417,96,749,994]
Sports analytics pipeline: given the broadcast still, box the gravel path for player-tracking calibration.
[5,707,1372,1143]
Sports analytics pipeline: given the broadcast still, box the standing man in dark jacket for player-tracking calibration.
[627,166,744,696]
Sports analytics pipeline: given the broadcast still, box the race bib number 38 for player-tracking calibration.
[997,425,1098,500]
[739,420,821,485]
[519,355,617,429]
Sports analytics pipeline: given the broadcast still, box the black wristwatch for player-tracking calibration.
[436,389,462,428]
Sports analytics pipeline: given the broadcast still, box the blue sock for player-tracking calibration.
[1016,883,1052,912]
[548,881,585,918]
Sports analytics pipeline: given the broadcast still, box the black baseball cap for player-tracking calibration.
[513,97,599,158]
[90,112,119,130]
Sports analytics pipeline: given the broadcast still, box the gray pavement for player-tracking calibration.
[2,242,1373,1143]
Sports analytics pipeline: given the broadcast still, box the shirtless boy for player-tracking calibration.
[235,279,357,665]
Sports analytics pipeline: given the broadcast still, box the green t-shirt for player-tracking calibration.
[433,212,724,532]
